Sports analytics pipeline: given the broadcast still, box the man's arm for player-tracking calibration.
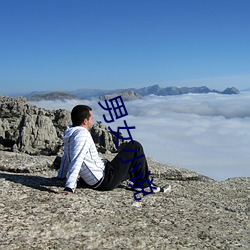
[64,131,90,193]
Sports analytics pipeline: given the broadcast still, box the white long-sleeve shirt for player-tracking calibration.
[57,126,105,192]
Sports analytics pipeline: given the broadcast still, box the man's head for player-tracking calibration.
[71,105,93,131]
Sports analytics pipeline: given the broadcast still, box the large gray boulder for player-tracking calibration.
[0,96,70,155]
[91,121,124,153]
[17,111,59,154]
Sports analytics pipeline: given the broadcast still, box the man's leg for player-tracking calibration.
[97,140,150,191]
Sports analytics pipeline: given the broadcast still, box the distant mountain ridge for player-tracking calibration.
[129,84,239,96]
[18,84,240,101]
[27,91,81,101]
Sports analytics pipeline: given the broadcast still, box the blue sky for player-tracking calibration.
[0,0,250,95]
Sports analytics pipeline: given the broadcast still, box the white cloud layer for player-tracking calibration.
[30,92,250,181]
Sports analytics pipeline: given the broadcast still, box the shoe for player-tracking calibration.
[144,183,161,193]
[119,180,170,194]
[133,183,171,193]
[160,184,171,193]
[131,183,161,193]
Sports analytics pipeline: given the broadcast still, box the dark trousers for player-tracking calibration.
[97,140,150,191]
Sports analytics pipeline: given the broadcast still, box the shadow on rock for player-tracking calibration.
[0,172,65,193]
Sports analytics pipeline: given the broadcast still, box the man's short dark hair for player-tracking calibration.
[71,105,92,126]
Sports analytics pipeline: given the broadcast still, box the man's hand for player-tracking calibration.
[57,187,74,195]
[63,187,74,193]
[59,190,73,195]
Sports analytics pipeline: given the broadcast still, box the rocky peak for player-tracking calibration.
[99,90,140,101]
[222,87,240,94]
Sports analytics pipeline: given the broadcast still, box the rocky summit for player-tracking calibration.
[0,96,249,249]
[0,96,121,155]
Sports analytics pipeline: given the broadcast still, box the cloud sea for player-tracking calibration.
[30,92,250,181]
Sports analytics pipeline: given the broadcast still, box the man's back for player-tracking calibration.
[58,126,105,191]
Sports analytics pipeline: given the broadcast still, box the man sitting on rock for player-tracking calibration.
[57,104,163,195]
